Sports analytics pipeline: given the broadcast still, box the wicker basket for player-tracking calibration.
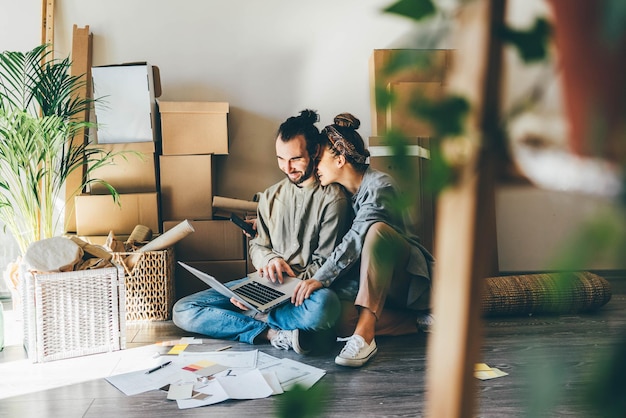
[21,264,126,363]
[112,248,175,322]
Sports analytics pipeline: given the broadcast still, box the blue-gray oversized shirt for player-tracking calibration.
[314,167,434,309]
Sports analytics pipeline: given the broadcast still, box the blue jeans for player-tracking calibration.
[172,277,341,344]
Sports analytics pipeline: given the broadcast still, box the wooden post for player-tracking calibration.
[425,1,505,417]
[41,0,54,50]
[64,25,93,233]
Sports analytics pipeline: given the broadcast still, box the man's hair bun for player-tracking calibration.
[299,109,320,124]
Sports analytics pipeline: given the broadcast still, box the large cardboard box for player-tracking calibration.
[159,101,229,155]
[368,136,435,253]
[163,220,245,261]
[175,260,247,299]
[370,49,452,135]
[75,192,160,235]
[92,63,161,144]
[246,236,255,274]
[87,141,158,194]
[159,154,214,221]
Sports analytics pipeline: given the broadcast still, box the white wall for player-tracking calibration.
[496,186,626,272]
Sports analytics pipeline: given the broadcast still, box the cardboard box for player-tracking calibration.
[87,141,158,194]
[163,220,245,261]
[368,136,435,253]
[370,49,452,135]
[75,192,160,235]
[159,154,214,220]
[92,63,161,144]
[246,237,255,274]
[386,82,444,137]
[175,260,247,300]
[159,101,229,155]
[71,234,131,246]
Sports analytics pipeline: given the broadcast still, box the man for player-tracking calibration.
[172,109,350,354]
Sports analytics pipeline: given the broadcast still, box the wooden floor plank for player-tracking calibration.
[1,284,624,418]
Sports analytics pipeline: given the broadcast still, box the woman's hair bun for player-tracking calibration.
[299,109,320,124]
[334,113,360,130]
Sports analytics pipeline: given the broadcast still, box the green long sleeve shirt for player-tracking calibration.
[248,178,351,280]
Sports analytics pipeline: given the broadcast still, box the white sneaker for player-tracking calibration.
[270,329,309,355]
[335,335,377,367]
[416,313,434,333]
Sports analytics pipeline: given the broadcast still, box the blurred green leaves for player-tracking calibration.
[584,334,626,418]
[383,0,436,22]
[549,210,626,273]
[274,383,329,418]
[498,17,552,63]
[410,93,470,138]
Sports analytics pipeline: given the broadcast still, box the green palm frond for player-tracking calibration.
[0,44,125,254]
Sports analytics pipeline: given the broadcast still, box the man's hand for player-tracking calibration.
[230,297,248,310]
[243,218,257,238]
[259,258,295,283]
[292,278,323,307]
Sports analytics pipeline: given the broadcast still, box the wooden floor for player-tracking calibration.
[1,278,625,418]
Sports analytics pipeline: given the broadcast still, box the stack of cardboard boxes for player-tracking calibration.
[70,62,252,302]
[368,49,453,254]
[158,102,249,299]
[74,63,161,242]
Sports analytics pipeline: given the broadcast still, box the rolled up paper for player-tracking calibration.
[126,224,153,244]
[212,196,258,213]
[139,219,194,253]
[125,220,195,269]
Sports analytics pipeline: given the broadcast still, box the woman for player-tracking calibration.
[311,113,434,367]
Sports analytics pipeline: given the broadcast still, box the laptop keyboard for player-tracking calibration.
[235,281,286,306]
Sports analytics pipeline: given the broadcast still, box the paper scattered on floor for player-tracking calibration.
[474,363,508,380]
[104,346,326,409]
[156,337,203,346]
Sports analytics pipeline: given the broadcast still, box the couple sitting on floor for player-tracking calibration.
[173,109,434,368]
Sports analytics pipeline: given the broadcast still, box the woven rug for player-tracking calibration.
[481,271,612,317]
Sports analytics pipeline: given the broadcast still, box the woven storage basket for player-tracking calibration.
[482,271,612,317]
[21,264,126,363]
[112,248,175,322]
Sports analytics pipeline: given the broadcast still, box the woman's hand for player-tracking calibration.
[291,278,323,307]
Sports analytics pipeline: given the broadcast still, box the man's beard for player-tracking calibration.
[287,159,316,186]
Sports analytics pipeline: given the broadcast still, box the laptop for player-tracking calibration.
[178,261,300,313]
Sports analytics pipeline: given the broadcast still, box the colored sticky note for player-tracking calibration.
[167,344,188,355]
[474,363,508,380]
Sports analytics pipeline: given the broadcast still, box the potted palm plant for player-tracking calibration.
[0,44,123,255]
